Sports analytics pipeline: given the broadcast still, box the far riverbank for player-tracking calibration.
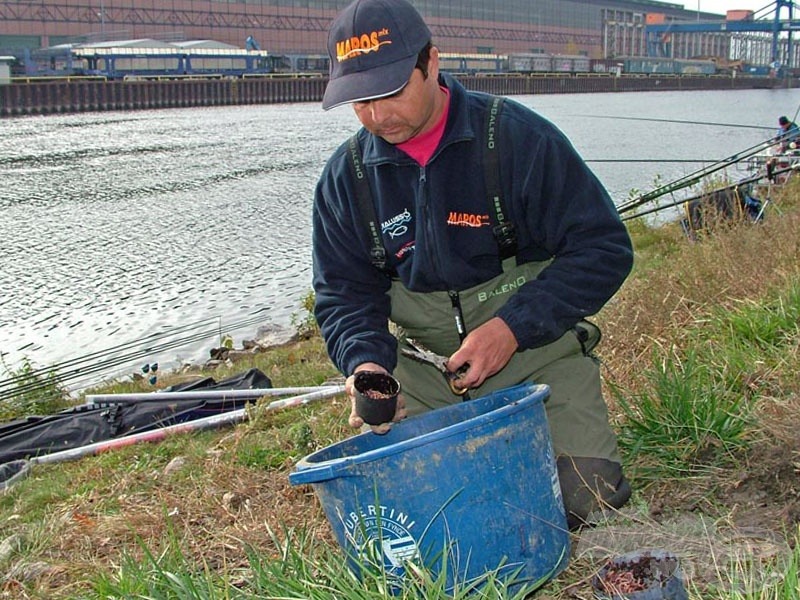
[2,72,797,117]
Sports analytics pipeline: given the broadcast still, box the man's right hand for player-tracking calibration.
[346,363,407,434]
[448,316,518,390]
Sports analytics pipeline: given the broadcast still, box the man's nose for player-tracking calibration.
[366,98,390,122]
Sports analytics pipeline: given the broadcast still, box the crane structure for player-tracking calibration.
[645,0,799,71]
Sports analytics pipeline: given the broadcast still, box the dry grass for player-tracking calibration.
[599,180,800,394]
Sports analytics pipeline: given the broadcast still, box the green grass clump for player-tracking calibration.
[614,349,751,480]
[0,357,71,420]
[91,522,555,600]
[613,275,800,481]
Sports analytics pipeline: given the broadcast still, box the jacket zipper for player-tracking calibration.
[417,166,468,342]
[419,166,448,284]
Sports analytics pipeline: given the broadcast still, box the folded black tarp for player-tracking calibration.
[0,368,272,467]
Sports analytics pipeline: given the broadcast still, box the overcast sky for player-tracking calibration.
[687,1,783,17]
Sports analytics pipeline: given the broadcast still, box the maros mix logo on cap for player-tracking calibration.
[336,27,392,62]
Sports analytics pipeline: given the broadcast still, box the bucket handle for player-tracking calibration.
[289,459,348,485]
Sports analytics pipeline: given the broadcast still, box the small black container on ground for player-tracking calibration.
[592,549,689,600]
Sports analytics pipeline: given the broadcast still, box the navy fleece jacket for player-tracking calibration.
[312,74,633,376]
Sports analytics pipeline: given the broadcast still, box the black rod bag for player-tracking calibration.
[0,368,272,465]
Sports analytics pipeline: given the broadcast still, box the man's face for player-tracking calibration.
[352,48,441,145]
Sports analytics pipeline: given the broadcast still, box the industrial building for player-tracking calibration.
[0,0,795,68]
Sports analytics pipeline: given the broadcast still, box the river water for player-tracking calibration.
[1,87,797,389]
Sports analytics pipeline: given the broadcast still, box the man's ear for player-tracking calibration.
[427,46,440,79]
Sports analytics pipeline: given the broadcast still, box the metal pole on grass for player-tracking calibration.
[85,385,340,404]
[0,385,345,490]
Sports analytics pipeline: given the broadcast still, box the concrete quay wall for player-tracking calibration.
[0,74,794,117]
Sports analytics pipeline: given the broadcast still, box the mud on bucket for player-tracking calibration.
[289,383,570,593]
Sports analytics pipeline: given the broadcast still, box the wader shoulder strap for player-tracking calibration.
[484,96,517,261]
[347,135,389,273]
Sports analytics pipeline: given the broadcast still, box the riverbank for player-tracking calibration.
[1,72,797,117]
[1,178,798,597]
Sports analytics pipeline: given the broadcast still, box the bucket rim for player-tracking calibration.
[289,383,549,485]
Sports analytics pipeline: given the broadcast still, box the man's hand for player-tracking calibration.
[346,363,407,434]
[447,317,518,389]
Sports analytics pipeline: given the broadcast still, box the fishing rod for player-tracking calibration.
[619,160,798,222]
[619,168,771,222]
[0,315,221,386]
[579,115,774,131]
[85,385,339,404]
[0,313,274,400]
[616,134,779,213]
[0,315,283,400]
[616,135,782,215]
[0,325,254,401]
[599,102,799,213]
[0,312,269,386]
[19,331,225,390]
[0,330,222,399]
[587,158,724,163]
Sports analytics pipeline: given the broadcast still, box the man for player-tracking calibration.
[777,115,800,153]
[311,0,634,530]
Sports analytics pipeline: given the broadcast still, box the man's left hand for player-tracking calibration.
[346,363,407,434]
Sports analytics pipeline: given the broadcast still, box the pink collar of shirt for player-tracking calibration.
[396,87,451,166]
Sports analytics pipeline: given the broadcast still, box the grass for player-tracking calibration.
[0,357,71,421]
[612,275,800,480]
[88,523,551,600]
[1,180,799,598]
[613,349,752,480]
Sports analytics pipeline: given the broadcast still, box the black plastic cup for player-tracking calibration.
[592,549,688,600]
[353,371,401,426]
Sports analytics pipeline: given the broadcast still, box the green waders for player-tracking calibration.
[389,259,631,529]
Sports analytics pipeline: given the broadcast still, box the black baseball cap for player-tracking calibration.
[322,0,432,110]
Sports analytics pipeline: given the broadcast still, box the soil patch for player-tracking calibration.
[647,438,799,539]
[717,439,800,533]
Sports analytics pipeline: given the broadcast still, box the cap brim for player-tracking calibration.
[322,55,417,110]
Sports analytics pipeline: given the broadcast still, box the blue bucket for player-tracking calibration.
[289,383,570,592]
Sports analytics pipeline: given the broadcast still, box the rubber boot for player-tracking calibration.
[557,456,632,531]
